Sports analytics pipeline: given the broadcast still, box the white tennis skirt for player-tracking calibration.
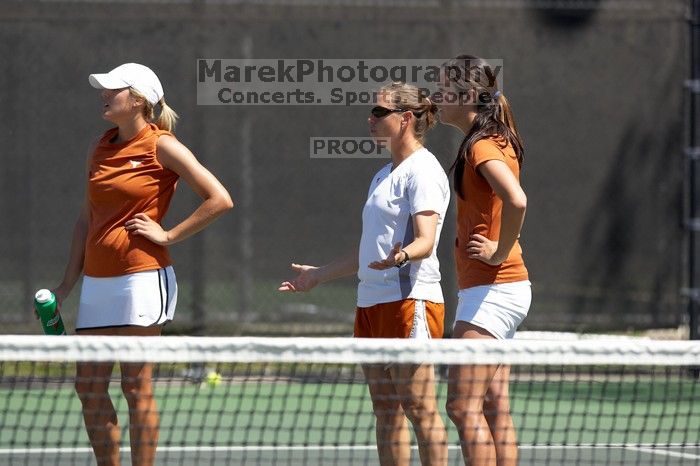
[76,266,177,330]
[454,280,531,340]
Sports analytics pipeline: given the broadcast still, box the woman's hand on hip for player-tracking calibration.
[467,234,505,266]
[125,213,171,246]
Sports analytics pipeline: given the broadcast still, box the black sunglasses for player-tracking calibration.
[370,106,408,118]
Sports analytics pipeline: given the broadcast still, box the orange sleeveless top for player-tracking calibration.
[84,123,179,277]
[455,138,529,289]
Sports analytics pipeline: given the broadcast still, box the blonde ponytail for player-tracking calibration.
[129,88,179,132]
[155,97,179,132]
[423,96,439,133]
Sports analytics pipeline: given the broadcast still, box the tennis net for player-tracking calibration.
[0,335,699,465]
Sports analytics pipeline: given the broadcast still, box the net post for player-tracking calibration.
[238,35,254,325]
[685,0,700,380]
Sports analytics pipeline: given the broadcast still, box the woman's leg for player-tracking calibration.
[362,364,412,466]
[120,361,159,466]
[484,365,518,466]
[75,330,120,466]
[390,363,448,466]
[446,321,501,466]
[118,325,161,466]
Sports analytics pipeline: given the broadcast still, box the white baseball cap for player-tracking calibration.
[89,63,164,105]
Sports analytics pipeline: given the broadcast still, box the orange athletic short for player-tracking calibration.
[354,299,444,339]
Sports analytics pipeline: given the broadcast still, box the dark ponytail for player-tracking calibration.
[445,55,524,199]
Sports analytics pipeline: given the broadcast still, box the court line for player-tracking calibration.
[626,446,700,460]
[0,446,378,455]
[1,444,699,455]
[518,443,699,450]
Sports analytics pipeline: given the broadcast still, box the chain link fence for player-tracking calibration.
[0,0,689,335]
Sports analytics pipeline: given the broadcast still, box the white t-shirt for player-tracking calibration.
[357,147,450,307]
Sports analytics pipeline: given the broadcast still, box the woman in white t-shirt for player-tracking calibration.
[280,82,450,466]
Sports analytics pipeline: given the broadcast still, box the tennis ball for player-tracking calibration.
[205,370,222,388]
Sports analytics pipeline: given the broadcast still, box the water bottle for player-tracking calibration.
[34,289,66,335]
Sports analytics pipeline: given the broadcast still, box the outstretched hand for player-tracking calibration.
[278,263,320,292]
[368,242,404,270]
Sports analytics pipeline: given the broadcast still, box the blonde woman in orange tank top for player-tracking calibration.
[434,56,531,466]
[50,63,233,466]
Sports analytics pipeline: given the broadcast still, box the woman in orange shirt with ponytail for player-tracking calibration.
[52,63,233,466]
[435,55,531,466]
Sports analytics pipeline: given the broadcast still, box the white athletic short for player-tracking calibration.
[454,280,531,340]
[76,266,177,330]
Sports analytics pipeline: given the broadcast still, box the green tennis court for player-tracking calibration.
[2,375,698,465]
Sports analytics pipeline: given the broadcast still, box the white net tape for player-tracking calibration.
[2,335,699,365]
